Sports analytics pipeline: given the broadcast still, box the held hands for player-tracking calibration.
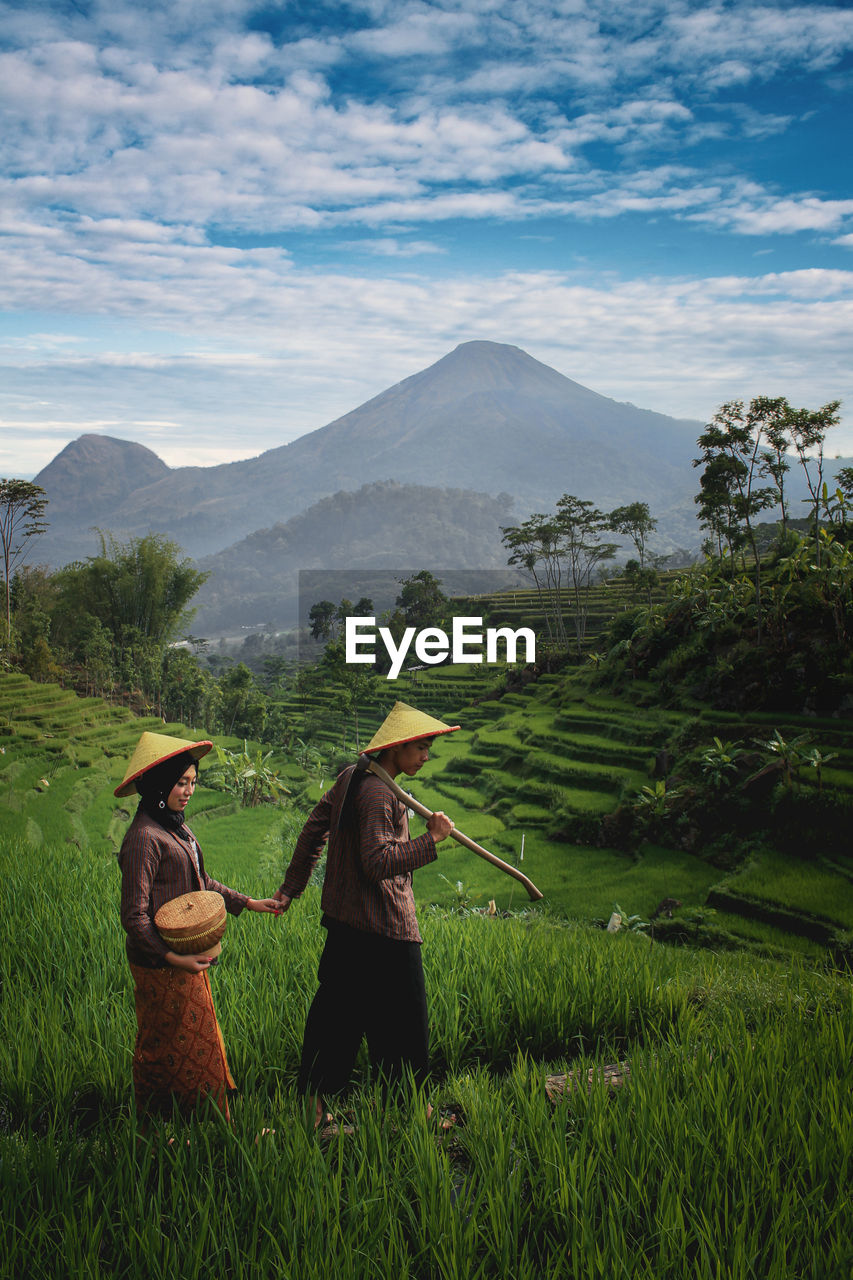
[427,810,454,843]
[246,897,281,913]
[272,889,292,916]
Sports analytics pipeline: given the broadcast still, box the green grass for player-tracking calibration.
[2,834,852,1280]
[2,668,853,1278]
[709,910,827,959]
[723,850,853,929]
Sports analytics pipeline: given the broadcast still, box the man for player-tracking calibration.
[274,701,459,1128]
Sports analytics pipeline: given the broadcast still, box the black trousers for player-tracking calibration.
[298,919,429,1097]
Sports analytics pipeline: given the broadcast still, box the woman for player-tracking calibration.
[115,731,278,1123]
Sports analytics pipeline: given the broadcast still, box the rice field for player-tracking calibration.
[2,834,852,1280]
[2,671,853,1277]
[721,851,853,930]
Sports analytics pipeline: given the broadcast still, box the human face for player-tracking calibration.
[386,738,434,778]
[167,766,197,813]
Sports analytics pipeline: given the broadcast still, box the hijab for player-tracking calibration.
[136,751,197,835]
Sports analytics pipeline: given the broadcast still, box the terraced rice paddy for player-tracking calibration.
[4,665,853,958]
[2,670,852,1278]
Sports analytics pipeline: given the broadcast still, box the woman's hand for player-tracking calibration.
[246,897,282,913]
[166,950,217,973]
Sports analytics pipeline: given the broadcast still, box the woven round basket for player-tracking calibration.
[154,890,227,958]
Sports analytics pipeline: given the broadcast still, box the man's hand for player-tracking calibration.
[427,810,454,843]
[246,897,281,913]
[272,889,292,916]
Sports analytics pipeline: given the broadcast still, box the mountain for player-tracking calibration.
[34,341,703,563]
[33,435,171,562]
[191,481,520,634]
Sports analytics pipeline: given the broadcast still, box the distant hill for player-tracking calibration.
[34,341,705,563]
[33,435,172,563]
[191,480,521,634]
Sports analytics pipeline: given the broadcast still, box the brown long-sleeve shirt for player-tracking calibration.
[279,767,437,942]
[118,805,249,967]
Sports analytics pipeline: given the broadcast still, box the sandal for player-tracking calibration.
[319,1119,355,1139]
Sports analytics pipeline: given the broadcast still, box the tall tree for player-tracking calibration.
[555,495,618,654]
[0,479,48,643]
[787,400,841,563]
[607,502,657,569]
[309,599,337,641]
[501,514,567,645]
[751,396,793,539]
[693,401,779,643]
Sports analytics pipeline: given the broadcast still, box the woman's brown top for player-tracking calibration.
[118,806,249,967]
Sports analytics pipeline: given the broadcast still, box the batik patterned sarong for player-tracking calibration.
[130,963,235,1119]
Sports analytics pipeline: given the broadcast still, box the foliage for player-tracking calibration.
[216,663,267,739]
[607,501,657,569]
[0,478,49,644]
[308,595,373,642]
[206,740,290,807]
[55,531,207,649]
[749,728,813,791]
[698,737,746,790]
[501,496,618,654]
[610,902,649,933]
[395,569,448,629]
[600,520,852,713]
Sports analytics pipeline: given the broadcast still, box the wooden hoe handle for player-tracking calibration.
[364,758,544,902]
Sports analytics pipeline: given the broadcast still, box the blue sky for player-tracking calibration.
[2,0,853,477]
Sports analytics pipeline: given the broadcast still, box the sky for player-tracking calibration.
[2,0,853,479]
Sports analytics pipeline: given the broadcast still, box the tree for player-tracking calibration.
[0,479,48,644]
[207,741,289,807]
[607,502,657,569]
[622,559,659,607]
[752,396,793,538]
[501,514,567,645]
[787,400,841,562]
[57,531,207,649]
[693,401,780,644]
[319,636,377,750]
[554,495,618,654]
[309,599,337,641]
[217,663,266,738]
[395,571,447,629]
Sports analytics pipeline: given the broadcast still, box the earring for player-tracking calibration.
[158,800,165,809]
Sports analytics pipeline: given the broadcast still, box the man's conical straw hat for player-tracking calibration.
[363,702,460,754]
[114,731,213,798]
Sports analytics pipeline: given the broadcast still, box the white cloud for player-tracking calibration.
[2,1,853,473]
[336,237,447,256]
[4,264,852,478]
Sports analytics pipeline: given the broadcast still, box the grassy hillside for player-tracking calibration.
[3,665,852,963]
[0,673,293,882]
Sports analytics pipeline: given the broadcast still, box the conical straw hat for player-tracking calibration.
[114,731,213,798]
[363,701,460,754]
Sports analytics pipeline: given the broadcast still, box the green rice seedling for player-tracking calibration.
[724,850,853,928]
[1,833,852,1280]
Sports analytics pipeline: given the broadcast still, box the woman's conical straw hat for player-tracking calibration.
[114,731,213,798]
[363,701,460,754]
